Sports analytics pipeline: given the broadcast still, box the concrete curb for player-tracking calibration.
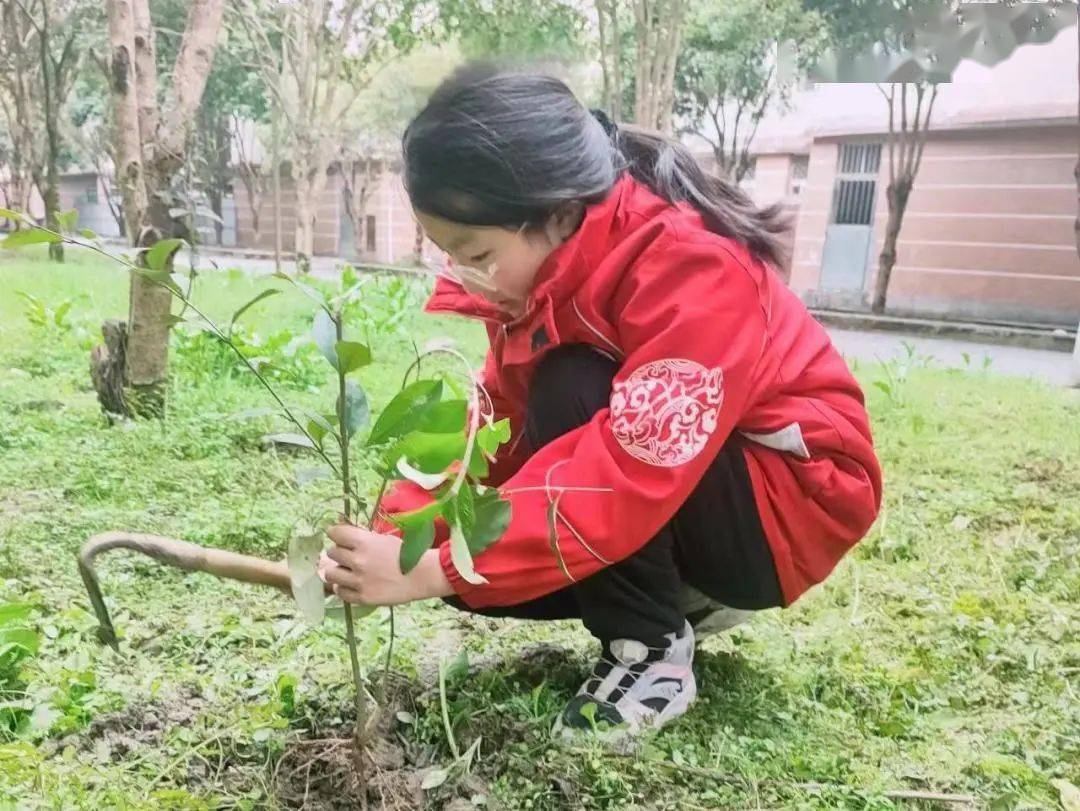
[812,309,1077,353]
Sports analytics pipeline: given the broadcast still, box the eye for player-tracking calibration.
[468,250,492,265]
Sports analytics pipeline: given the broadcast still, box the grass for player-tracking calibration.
[1,246,1078,810]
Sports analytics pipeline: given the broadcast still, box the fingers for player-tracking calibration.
[326,545,351,567]
[322,560,358,590]
[333,585,366,604]
[326,523,362,549]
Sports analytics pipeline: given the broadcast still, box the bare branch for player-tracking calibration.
[912,83,939,177]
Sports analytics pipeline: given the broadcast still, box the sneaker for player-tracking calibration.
[679,584,752,640]
[556,621,696,739]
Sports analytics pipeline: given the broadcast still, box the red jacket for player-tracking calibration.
[380,176,882,609]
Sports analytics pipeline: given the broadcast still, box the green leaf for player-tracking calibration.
[2,228,62,248]
[477,418,512,454]
[334,340,372,374]
[133,267,181,294]
[386,431,464,475]
[399,519,436,574]
[470,418,513,477]
[0,628,39,655]
[339,381,370,440]
[0,603,34,626]
[449,524,487,586]
[305,411,334,446]
[287,529,325,625]
[53,301,71,327]
[312,309,338,368]
[415,400,467,434]
[0,207,21,221]
[467,489,510,554]
[263,432,317,450]
[55,209,78,234]
[146,238,183,271]
[78,228,98,241]
[454,486,476,536]
[367,379,443,447]
[323,597,377,623]
[229,289,281,333]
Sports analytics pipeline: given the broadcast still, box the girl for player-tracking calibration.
[320,64,882,737]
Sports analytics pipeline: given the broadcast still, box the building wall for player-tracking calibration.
[57,173,122,238]
[789,123,1078,326]
[234,167,430,265]
[747,153,800,282]
[234,169,342,257]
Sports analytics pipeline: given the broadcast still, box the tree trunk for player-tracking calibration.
[39,1,63,261]
[206,113,229,245]
[632,0,684,131]
[96,0,224,418]
[294,169,314,274]
[872,178,911,315]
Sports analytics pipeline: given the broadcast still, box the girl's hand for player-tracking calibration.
[319,524,454,606]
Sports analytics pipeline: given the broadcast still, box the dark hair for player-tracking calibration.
[403,63,789,267]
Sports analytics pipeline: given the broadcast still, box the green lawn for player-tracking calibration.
[1,247,1078,810]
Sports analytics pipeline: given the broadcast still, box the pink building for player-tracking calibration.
[742,30,1078,327]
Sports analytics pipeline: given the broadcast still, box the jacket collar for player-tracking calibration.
[424,175,668,324]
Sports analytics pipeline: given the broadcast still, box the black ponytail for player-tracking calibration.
[403,63,789,267]
[613,124,789,267]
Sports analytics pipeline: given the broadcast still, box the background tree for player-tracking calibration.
[95,0,226,416]
[632,0,686,131]
[239,0,426,274]
[807,0,1077,313]
[442,0,586,62]
[0,0,91,259]
[0,3,41,229]
[676,0,824,182]
[594,0,686,132]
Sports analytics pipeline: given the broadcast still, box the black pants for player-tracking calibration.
[447,345,783,645]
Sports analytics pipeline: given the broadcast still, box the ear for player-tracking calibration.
[548,202,585,244]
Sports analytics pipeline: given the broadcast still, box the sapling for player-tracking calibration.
[1,208,513,792]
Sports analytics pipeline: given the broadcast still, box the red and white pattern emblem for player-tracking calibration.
[609,359,725,467]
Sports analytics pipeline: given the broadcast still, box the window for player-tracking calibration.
[830,143,882,226]
[365,214,376,253]
[837,142,881,175]
[85,185,98,205]
[788,155,808,197]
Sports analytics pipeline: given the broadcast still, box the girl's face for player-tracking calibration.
[416,206,582,316]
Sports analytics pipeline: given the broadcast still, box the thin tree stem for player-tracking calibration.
[334,311,366,735]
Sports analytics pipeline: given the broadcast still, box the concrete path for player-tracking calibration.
[181,248,1078,388]
[827,327,1077,387]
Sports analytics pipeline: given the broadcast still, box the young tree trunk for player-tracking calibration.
[38,2,63,262]
[872,178,912,315]
[96,0,225,418]
[596,0,624,120]
[294,169,314,274]
[632,0,685,131]
[205,113,229,245]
